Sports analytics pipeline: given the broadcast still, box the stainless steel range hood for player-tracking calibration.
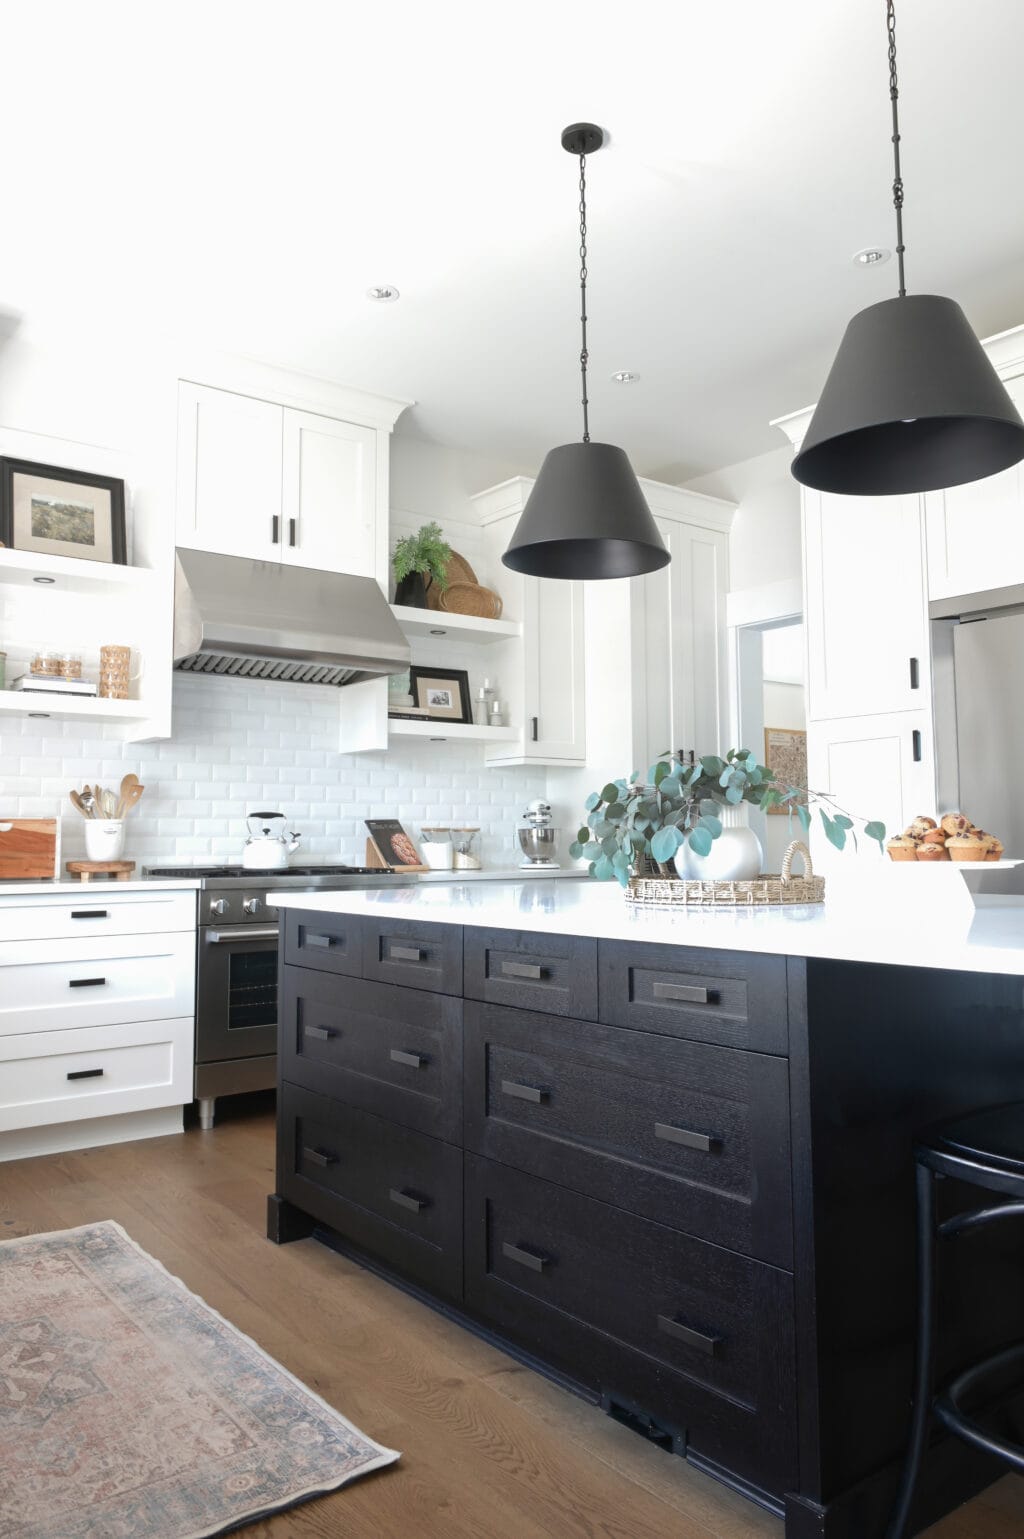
[173,550,410,686]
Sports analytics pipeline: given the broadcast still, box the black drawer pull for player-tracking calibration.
[655,1122,717,1152]
[912,728,922,762]
[303,933,334,950]
[501,1079,549,1105]
[66,1067,104,1081]
[390,944,423,962]
[390,1048,426,1069]
[71,909,108,919]
[304,1025,336,1041]
[500,960,545,980]
[657,1314,722,1356]
[910,655,920,690]
[69,977,106,989]
[302,1146,338,1168]
[389,1187,428,1213]
[502,1240,551,1273]
[652,981,718,1005]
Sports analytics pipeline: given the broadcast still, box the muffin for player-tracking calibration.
[985,837,1004,863]
[946,833,989,862]
[908,816,938,838]
[920,828,947,846]
[887,837,921,862]
[940,813,971,838]
[916,840,949,861]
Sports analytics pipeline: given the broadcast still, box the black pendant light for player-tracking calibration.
[502,124,669,580]
[792,1,1024,497]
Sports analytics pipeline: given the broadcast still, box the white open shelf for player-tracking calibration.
[388,717,518,743]
[391,604,520,645]
[0,691,151,722]
[0,548,156,595]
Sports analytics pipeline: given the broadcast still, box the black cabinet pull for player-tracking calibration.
[305,1025,336,1041]
[304,933,333,950]
[390,1048,426,1069]
[912,729,922,763]
[652,981,717,1005]
[302,1146,337,1168]
[500,960,544,980]
[655,1122,716,1152]
[71,910,108,920]
[502,1240,550,1273]
[389,1187,428,1213]
[501,1079,549,1105]
[69,977,106,989]
[272,514,280,544]
[657,1314,722,1356]
[909,656,920,689]
[67,1067,104,1081]
[288,517,296,547]
[531,716,539,742]
[390,944,423,962]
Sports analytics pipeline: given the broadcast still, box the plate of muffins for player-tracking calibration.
[887,813,1006,864]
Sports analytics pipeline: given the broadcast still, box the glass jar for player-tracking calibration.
[60,652,82,679]
[31,651,63,676]
[450,826,481,870]
[419,826,453,870]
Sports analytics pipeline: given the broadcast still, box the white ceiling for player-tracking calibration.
[4,0,1024,483]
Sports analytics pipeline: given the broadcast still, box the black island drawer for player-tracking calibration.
[464,1002,791,1267]
[464,1154,796,1500]
[599,940,788,1054]
[465,927,597,1019]
[283,911,363,976]
[363,918,462,996]
[280,968,462,1143]
[280,1082,462,1299]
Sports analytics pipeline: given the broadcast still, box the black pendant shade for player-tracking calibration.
[793,294,1024,496]
[502,442,670,580]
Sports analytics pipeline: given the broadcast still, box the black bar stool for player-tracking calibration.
[887,1101,1024,1539]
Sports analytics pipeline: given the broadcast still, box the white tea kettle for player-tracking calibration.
[241,811,301,870]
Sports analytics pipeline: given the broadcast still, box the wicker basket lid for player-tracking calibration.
[426,550,479,609]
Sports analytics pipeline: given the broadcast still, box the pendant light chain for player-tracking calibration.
[578,152,591,443]
[887,0,907,297]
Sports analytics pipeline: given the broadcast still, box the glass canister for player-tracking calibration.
[420,826,453,870]
[450,826,481,870]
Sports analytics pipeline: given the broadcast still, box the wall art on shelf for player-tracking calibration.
[764,726,808,813]
[0,458,127,564]
[409,665,472,723]
[364,818,429,872]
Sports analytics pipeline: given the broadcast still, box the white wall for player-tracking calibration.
[686,444,800,595]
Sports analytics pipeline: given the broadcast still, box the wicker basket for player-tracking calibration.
[439,581,503,619]
[625,840,825,907]
[426,551,478,609]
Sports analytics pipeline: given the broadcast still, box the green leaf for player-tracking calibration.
[864,820,887,850]
[796,804,811,834]
[600,782,619,805]
[650,826,683,863]
[698,815,722,839]
[653,761,671,787]
[834,814,854,829]
[600,835,619,858]
[576,826,590,845]
[701,755,725,777]
[604,802,627,822]
[582,841,603,861]
[688,826,713,857]
[660,775,682,798]
[725,784,743,804]
[568,841,582,860]
[612,849,631,872]
[584,792,600,812]
[719,766,733,788]
[820,809,846,851]
[593,854,615,881]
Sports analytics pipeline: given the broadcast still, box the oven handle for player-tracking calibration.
[205,926,280,944]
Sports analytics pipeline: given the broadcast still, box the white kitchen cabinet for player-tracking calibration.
[925,462,1024,601]
[803,488,930,720]
[177,382,283,561]
[281,409,377,578]
[805,710,935,862]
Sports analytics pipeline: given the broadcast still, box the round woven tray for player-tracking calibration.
[427,550,478,609]
[625,840,825,907]
[439,582,503,619]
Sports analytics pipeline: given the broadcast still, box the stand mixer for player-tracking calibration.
[517,800,560,869]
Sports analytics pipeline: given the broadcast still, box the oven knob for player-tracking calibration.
[209,898,227,917]
[243,897,262,916]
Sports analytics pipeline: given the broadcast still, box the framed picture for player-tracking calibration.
[764,726,808,813]
[409,665,472,723]
[364,818,428,871]
[0,458,127,565]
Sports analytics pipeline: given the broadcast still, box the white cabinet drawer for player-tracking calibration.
[0,889,196,942]
[0,931,196,1035]
[0,1017,193,1131]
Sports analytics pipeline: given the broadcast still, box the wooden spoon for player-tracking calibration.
[116,773,140,819]
[120,784,145,816]
[69,790,91,819]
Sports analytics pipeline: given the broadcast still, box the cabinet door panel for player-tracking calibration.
[804,490,928,719]
[523,576,586,762]
[282,409,377,577]
[806,711,934,866]
[177,383,282,560]
[925,465,1024,601]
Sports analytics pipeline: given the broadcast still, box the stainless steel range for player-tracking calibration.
[145,864,404,1128]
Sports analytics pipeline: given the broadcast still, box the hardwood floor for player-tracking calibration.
[1,1099,1021,1539]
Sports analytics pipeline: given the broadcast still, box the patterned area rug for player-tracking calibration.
[0,1220,399,1538]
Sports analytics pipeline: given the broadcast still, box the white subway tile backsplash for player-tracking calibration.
[0,673,545,868]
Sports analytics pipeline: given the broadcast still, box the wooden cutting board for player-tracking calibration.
[0,818,58,878]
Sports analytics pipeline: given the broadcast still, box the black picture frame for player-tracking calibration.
[409,665,472,723]
[0,457,127,565]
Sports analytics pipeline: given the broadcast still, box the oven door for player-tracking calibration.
[196,924,280,1064]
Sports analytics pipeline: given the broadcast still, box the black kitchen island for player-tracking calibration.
[267,882,1024,1537]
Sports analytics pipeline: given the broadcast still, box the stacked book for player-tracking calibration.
[11,675,98,697]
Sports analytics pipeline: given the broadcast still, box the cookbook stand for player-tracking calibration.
[364,839,429,875]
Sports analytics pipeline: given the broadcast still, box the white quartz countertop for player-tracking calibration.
[0,877,202,895]
[270,870,1024,977]
[416,867,586,882]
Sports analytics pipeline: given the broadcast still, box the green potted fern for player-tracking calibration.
[392,522,453,608]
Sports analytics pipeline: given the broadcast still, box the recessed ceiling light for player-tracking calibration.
[852,247,891,266]
[611,370,641,384]
[366,285,400,302]
[33,575,56,584]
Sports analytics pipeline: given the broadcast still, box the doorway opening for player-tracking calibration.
[735,616,806,872]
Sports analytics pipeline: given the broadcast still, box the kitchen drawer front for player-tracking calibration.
[599,941,788,1054]
[0,1017,193,1131]
[0,932,196,1036]
[362,918,462,996]
[0,889,196,942]
[464,927,597,1020]
[464,1003,791,1268]
[282,910,363,977]
[464,1154,796,1499]
[279,1082,462,1299]
[280,968,462,1143]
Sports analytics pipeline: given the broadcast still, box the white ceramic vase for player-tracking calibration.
[673,802,763,881]
[84,819,126,862]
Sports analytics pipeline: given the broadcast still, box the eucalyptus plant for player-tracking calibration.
[569,748,887,887]
[392,522,453,592]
